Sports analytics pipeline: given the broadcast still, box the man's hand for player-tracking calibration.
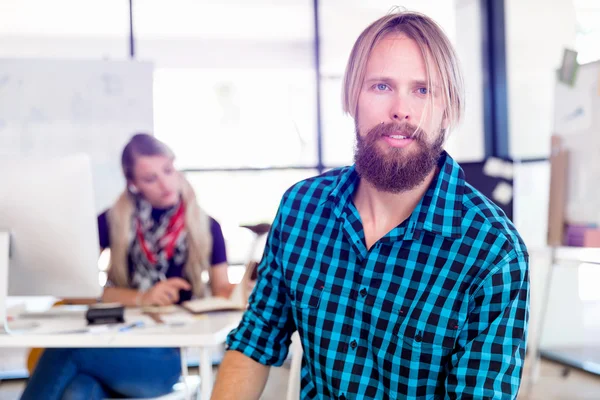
[142,278,191,306]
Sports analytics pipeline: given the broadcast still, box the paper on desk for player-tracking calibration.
[29,322,114,335]
[159,313,197,326]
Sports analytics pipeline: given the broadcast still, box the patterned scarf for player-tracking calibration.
[129,196,187,292]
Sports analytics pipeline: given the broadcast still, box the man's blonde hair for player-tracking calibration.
[342,10,464,135]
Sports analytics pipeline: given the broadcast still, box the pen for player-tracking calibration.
[119,321,144,332]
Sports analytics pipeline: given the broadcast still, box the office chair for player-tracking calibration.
[240,223,305,400]
[286,331,303,400]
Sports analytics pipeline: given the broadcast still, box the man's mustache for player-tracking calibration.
[367,122,425,142]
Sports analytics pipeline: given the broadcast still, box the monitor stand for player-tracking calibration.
[0,231,10,334]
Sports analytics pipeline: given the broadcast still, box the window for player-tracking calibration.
[133,1,318,261]
[154,68,317,169]
[574,0,600,63]
[184,169,318,265]
[0,0,129,59]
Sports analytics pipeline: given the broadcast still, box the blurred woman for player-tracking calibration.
[21,133,233,400]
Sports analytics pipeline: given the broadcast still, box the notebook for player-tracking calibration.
[181,261,258,314]
[181,297,245,314]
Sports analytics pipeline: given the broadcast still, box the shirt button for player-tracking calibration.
[339,395,346,400]
[350,340,357,349]
[360,288,367,297]
[415,332,423,343]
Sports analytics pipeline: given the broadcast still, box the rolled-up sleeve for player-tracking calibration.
[226,198,294,366]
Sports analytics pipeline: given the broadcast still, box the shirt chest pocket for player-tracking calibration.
[289,282,330,340]
[394,311,460,351]
[365,289,462,353]
[367,299,462,395]
[289,279,327,309]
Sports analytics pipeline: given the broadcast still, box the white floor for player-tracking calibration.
[2,359,600,400]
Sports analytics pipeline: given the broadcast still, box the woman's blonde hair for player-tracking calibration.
[342,10,464,136]
[106,133,213,299]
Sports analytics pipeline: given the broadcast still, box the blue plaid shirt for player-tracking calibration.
[227,152,529,399]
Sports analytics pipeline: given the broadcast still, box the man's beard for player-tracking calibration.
[354,122,444,193]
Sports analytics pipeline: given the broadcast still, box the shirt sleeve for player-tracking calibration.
[209,217,228,266]
[97,210,110,250]
[444,250,530,399]
[225,197,295,366]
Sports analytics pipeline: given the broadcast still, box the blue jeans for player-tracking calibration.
[20,348,181,400]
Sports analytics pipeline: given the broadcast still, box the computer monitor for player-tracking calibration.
[0,153,103,331]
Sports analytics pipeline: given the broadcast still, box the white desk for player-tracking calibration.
[529,246,600,386]
[0,307,243,400]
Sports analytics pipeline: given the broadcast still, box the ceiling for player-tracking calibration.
[0,0,456,42]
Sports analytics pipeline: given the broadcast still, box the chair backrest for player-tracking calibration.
[228,260,258,308]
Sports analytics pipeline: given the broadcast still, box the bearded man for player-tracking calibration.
[213,10,529,400]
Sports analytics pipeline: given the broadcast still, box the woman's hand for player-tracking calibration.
[141,278,191,306]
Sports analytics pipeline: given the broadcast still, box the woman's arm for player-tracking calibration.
[211,262,235,298]
[102,287,144,307]
[208,218,235,298]
[103,278,191,306]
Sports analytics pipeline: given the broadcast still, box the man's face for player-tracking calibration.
[354,33,447,193]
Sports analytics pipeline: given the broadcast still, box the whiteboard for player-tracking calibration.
[553,60,600,225]
[0,58,154,213]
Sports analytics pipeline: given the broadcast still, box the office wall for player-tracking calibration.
[506,0,597,349]
[515,161,600,349]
